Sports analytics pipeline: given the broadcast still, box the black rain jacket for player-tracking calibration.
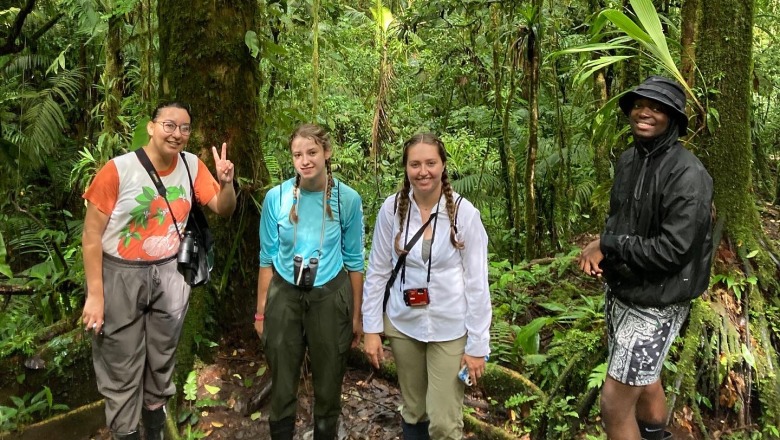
[599,141,714,307]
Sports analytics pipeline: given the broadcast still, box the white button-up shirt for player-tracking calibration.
[362,191,491,357]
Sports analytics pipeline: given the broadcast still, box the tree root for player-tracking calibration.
[464,412,520,440]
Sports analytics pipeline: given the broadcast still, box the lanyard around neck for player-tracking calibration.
[292,186,327,259]
[401,193,440,285]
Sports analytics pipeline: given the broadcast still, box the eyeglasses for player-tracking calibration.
[156,121,192,135]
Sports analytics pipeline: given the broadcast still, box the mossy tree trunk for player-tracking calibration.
[157,0,270,327]
[696,0,758,245]
[692,0,780,431]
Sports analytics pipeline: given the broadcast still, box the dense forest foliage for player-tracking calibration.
[2,0,780,438]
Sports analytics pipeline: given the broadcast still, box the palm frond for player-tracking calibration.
[15,69,84,167]
[2,54,51,77]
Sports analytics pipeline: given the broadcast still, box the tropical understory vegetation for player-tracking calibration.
[2,0,780,438]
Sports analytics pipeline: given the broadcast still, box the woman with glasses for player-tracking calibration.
[254,123,364,439]
[80,101,236,440]
[362,133,491,439]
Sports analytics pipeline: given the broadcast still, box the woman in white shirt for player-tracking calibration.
[362,133,492,439]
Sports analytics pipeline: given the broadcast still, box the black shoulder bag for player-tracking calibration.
[135,149,214,286]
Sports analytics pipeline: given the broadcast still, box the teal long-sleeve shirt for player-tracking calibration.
[259,178,365,286]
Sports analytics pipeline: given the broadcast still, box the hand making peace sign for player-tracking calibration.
[212,142,235,184]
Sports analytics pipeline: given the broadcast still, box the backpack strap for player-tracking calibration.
[178,152,198,204]
[453,195,464,233]
[338,180,345,250]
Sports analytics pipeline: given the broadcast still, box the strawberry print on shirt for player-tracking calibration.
[84,151,219,261]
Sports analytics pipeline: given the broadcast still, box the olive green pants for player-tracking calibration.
[385,316,467,440]
[263,270,353,422]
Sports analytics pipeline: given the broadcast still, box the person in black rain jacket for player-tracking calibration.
[579,76,713,440]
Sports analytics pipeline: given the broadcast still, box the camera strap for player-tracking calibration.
[134,149,184,240]
[401,197,440,285]
[382,213,434,311]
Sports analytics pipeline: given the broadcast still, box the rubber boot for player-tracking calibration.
[401,420,430,440]
[662,432,673,440]
[313,415,340,440]
[269,416,295,440]
[112,431,140,440]
[142,406,167,440]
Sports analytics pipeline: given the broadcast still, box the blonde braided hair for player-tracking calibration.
[288,123,334,223]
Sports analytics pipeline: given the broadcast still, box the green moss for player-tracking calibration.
[174,286,212,391]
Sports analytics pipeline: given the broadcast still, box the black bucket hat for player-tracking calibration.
[618,75,688,136]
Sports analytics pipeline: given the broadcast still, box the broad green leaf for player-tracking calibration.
[204,384,221,395]
[601,10,652,45]
[514,317,552,355]
[741,344,755,368]
[369,5,394,32]
[244,31,261,59]
[575,56,632,84]
[131,122,149,151]
[550,43,634,57]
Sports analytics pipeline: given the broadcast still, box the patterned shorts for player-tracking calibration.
[606,291,690,386]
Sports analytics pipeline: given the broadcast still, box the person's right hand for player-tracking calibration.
[81,293,105,334]
[578,238,604,277]
[254,319,264,339]
[363,333,384,369]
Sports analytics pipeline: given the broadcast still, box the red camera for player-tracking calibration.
[403,288,430,307]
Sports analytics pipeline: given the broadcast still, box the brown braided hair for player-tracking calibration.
[288,123,334,223]
[394,133,464,254]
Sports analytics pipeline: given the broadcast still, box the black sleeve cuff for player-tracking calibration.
[600,233,620,255]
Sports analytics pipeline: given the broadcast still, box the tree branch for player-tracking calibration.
[30,12,63,41]
[0,0,37,56]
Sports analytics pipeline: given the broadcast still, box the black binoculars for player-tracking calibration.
[177,231,200,284]
[293,254,319,289]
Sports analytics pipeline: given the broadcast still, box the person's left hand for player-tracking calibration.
[461,354,487,386]
[212,142,234,184]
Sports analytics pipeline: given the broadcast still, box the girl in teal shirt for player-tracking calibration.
[254,123,364,439]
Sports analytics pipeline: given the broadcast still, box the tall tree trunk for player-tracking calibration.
[696,0,756,243]
[102,12,123,137]
[524,2,542,259]
[137,0,155,117]
[680,0,699,89]
[548,0,570,249]
[695,0,780,430]
[586,0,615,233]
[370,0,393,198]
[311,0,320,118]
[589,0,611,187]
[492,4,522,263]
[158,0,269,325]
